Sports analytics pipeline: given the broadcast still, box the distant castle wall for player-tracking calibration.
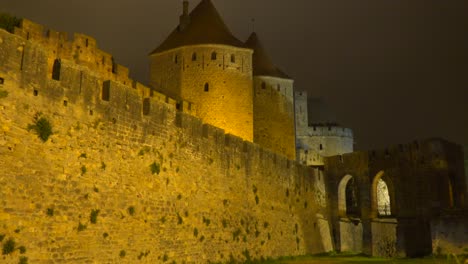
[324,140,467,256]
[0,24,331,263]
[150,45,254,142]
[294,91,353,166]
[253,76,296,160]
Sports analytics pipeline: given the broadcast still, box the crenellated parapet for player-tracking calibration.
[0,19,301,182]
[12,19,132,86]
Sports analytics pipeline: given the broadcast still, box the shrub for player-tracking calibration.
[27,115,53,142]
[128,206,135,216]
[2,238,15,255]
[103,233,109,238]
[193,228,198,237]
[0,234,4,242]
[0,90,8,98]
[18,246,26,254]
[81,166,87,175]
[90,209,100,224]
[0,13,21,33]
[77,222,87,232]
[19,256,28,264]
[150,162,160,175]
[46,208,54,216]
[119,250,126,258]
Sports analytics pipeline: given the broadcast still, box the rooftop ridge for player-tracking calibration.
[150,0,247,55]
[245,32,291,79]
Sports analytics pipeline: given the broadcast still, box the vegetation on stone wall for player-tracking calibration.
[0,90,8,98]
[150,162,161,175]
[2,238,15,255]
[27,113,53,142]
[0,13,21,33]
[90,209,100,224]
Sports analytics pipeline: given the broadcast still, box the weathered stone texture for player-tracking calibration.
[150,45,254,142]
[253,76,295,160]
[0,28,329,263]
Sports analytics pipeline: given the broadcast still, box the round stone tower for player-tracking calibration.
[246,32,296,159]
[149,0,254,141]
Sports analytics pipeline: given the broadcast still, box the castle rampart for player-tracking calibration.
[0,22,331,263]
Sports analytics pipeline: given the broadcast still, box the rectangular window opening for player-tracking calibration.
[102,81,110,101]
[143,98,151,115]
[0,77,4,84]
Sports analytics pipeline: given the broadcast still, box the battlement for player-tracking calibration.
[297,148,324,166]
[325,138,463,166]
[0,22,300,179]
[305,125,353,138]
[12,19,133,86]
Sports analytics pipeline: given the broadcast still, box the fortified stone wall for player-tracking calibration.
[294,91,353,166]
[0,26,331,263]
[150,45,254,142]
[253,76,295,160]
[296,125,353,166]
[13,19,134,87]
[324,140,467,257]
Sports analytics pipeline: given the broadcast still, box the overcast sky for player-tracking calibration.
[2,0,467,151]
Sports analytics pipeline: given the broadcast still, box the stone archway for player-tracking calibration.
[371,171,395,217]
[338,175,359,217]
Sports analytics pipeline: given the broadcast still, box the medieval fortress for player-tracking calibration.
[0,0,466,263]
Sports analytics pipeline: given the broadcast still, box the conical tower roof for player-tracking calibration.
[151,0,246,54]
[245,32,291,79]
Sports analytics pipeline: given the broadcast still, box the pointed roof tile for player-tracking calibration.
[245,32,291,79]
[151,0,246,54]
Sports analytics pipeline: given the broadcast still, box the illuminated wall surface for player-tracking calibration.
[0,23,332,263]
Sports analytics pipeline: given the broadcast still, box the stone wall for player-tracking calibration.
[253,76,295,160]
[431,212,468,255]
[294,91,353,166]
[324,140,467,257]
[0,27,330,263]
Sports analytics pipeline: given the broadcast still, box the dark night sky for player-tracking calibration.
[2,0,467,151]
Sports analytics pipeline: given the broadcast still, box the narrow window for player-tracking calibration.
[231,54,236,63]
[143,98,150,115]
[33,90,38,96]
[211,52,217,60]
[89,110,94,116]
[174,55,178,64]
[52,59,61,80]
[85,38,89,47]
[319,144,323,150]
[0,77,4,84]
[204,83,209,92]
[192,52,197,61]
[102,81,110,101]
[261,82,266,89]
[63,100,68,106]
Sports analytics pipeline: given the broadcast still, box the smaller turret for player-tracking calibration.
[179,1,191,31]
